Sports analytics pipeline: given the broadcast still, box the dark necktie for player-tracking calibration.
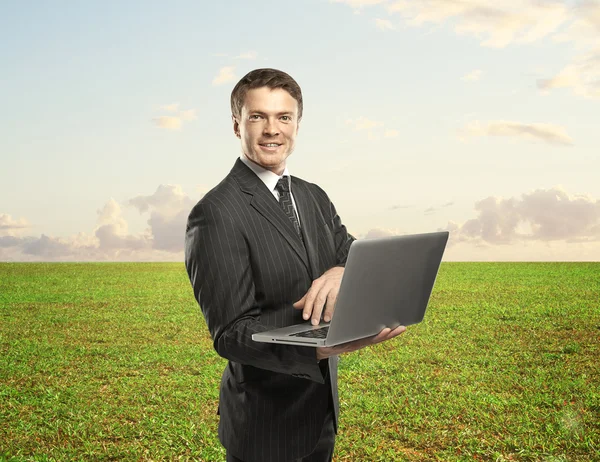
[275,176,302,237]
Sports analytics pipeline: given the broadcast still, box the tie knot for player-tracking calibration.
[275,176,290,194]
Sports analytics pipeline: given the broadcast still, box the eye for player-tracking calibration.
[281,116,291,121]
[249,114,262,120]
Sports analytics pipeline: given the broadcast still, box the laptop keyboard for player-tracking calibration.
[290,326,329,339]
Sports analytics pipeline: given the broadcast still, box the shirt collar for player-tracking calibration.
[239,153,291,193]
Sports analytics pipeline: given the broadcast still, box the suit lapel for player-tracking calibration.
[230,159,310,273]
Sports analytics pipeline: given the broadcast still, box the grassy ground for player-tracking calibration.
[0,262,598,461]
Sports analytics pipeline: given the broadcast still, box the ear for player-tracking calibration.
[232,115,241,138]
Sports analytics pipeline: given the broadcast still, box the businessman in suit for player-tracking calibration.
[185,68,406,461]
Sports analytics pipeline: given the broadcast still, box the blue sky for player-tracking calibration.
[1,0,599,261]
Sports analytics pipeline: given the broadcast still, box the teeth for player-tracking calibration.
[264,144,279,147]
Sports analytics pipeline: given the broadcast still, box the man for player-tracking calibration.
[185,68,405,462]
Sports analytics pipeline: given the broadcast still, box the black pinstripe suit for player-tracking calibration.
[185,158,355,461]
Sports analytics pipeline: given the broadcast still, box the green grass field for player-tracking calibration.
[1,262,599,461]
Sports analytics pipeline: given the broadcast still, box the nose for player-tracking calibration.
[263,118,280,136]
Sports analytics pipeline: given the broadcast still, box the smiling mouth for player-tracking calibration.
[259,143,282,147]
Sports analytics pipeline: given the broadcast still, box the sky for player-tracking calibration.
[1,0,599,262]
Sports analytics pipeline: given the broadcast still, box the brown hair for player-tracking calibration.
[230,68,303,121]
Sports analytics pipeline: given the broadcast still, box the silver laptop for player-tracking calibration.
[252,231,449,347]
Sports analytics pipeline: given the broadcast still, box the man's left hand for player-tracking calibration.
[293,266,344,325]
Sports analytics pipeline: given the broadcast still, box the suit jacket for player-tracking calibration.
[185,159,355,462]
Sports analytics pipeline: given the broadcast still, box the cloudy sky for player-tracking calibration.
[1,0,599,262]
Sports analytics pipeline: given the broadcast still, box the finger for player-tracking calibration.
[300,284,319,320]
[387,325,406,339]
[292,295,306,309]
[311,292,329,326]
[370,327,392,344]
[322,288,338,323]
[303,290,322,321]
[302,280,325,323]
[302,292,316,321]
[392,325,407,335]
[379,325,406,343]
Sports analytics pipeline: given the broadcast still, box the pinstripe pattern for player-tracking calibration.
[185,159,355,462]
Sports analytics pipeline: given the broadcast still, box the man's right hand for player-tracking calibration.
[316,325,407,361]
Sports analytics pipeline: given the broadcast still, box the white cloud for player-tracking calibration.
[129,184,196,252]
[212,66,237,86]
[459,120,574,146]
[20,234,89,259]
[537,49,600,99]
[0,214,30,236]
[385,0,569,48]
[129,184,193,215]
[151,107,197,131]
[349,187,600,261]
[0,185,200,261]
[552,2,600,49]
[94,199,151,252]
[0,235,35,249]
[97,199,123,226]
[3,186,600,262]
[331,0,599,99]
[374,18,395,30]
[440,186,600,246]
[152,116,183,130]
[146,209,190,252]
[461,69,483,82]
[95,225,150,252]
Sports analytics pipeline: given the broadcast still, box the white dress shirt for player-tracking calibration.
[239,153,301,226]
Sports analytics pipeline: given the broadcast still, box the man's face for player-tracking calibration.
[233,87,300,176]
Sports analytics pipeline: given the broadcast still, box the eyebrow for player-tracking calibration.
[248,110,294,116]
